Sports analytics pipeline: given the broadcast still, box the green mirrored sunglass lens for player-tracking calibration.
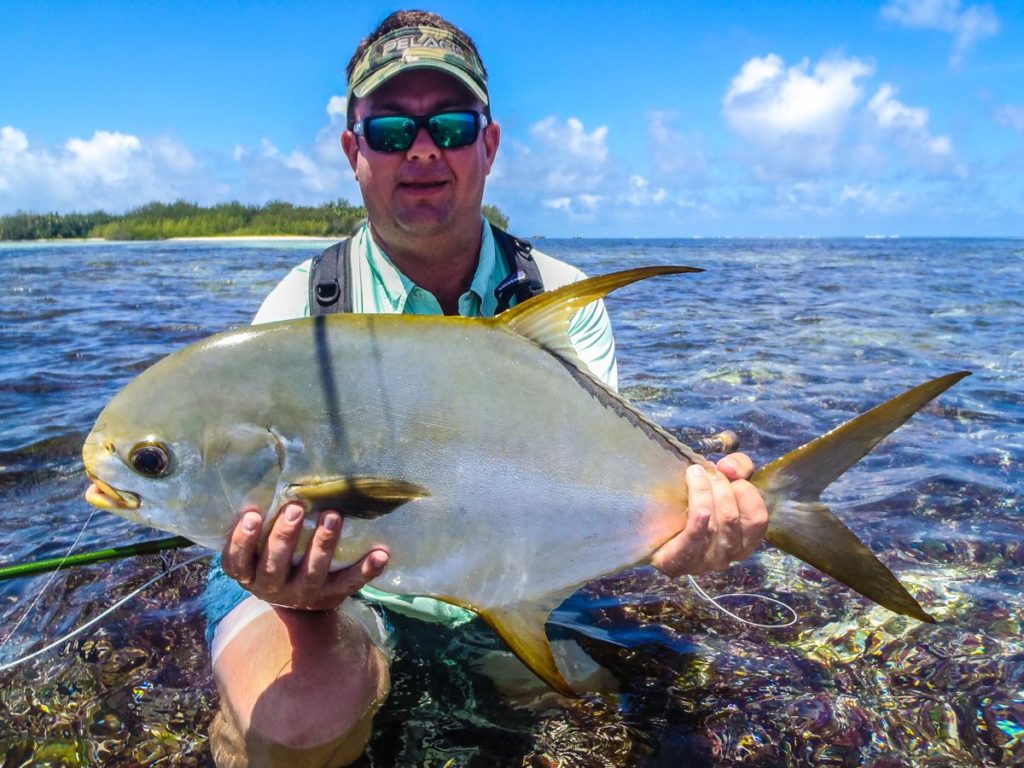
[427,114,477,148]
[366,117,417,151]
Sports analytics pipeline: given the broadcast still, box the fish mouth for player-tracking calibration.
[85,474,140,511]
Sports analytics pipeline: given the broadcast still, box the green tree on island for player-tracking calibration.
[0,201,512,241]
[481,204,509,230]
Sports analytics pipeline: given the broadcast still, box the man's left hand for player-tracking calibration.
[650,453,768,576]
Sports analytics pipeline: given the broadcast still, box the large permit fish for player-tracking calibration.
[82,267,968,695]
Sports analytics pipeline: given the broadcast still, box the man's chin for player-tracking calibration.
[393,208,457,236]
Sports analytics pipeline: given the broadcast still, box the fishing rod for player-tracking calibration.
[0,430,741,583]
[0,535,195,582]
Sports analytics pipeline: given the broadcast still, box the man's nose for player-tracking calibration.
[405,126,440,160]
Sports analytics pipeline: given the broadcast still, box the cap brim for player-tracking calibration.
[351,59,489,106]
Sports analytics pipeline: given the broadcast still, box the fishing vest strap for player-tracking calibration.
[308,222,544,317]
[308,237,354,316]
[491,225,544,314]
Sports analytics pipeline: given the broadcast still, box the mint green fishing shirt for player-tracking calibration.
[252,219,618,625]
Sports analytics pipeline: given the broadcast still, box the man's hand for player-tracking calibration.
[650,453,768,576]
[221,503,389,611]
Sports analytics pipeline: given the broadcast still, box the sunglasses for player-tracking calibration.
[351,110,489,153]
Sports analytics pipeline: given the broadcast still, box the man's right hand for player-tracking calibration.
[220,503,389,611]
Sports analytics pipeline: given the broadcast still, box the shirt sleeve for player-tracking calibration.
[567,292,619,391]
[529,249,619,391]
[251,259,312,325]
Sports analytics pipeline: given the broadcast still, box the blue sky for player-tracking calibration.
[1,0,1022,236]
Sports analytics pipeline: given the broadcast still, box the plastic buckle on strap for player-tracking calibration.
[315,280,340,306]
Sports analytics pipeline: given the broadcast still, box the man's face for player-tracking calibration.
[342,69,499,243]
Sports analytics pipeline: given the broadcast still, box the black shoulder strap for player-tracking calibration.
[309,237,353,316]
[492,223,544,314]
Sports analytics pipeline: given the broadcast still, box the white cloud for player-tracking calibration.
[499,114,710,221]
[1,126,30,157]
[840,182,908,213]
[1,88,998,235]
[230,143,352,204]
[870,85,929,132]
[539,192,605,220]
[542,197,572,212]
[722,54,874,177]
[492,114,712,227]
[725,55,872,138]
[64,131,142,185]
[525,117,610,194]
[881,0,999,66]
[868,84,962,173]
[151,136,198,174]
[531,117,608,162]
[226,93,354,204]
[719,53,966,186]
[0,96,363,214]
[648,111,706,177]
[994,104,1024,132]
[326,95,348,121]
[626,175,668,206]
[228,94,357,204]
[0,126,208,212]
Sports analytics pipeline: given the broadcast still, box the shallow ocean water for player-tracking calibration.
[0,237,1020,766]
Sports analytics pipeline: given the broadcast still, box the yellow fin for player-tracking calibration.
[754,371,971,622]
[287,476,428,519]
[495,266,702,363]
[477,603,576,697]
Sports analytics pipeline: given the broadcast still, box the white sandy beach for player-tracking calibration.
[2,235,340,246]
[168,235,337,242]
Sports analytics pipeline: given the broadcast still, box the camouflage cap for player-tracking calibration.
[348,25,489,106]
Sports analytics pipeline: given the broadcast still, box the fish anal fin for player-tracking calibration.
[495,266,702,364]
[287,476,428,519]
[477,603,576,697]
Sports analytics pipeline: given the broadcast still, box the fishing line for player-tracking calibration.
[0,551,210,672]
[0,508,98,655]
[687,575,798,628]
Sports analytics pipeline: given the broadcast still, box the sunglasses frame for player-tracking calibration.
[351,110,490,153]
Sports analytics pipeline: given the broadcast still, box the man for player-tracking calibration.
[206,11,769,767]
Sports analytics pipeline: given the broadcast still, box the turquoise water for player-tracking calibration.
[0,238,1021,766]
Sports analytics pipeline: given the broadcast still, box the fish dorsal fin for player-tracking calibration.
[494,265,710,466]
[287,476,429,519]
[477,602,576,697]
[495,266,703,363]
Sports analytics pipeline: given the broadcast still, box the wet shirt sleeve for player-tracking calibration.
[530,249,619,392]
[567,294,618,391]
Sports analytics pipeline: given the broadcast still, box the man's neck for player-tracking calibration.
[369,220,484,315]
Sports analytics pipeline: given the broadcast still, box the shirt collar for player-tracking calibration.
[468,220,498,314]
[362,218,499,316]
[359,223,411,313]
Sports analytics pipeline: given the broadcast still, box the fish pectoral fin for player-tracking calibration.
[494,266,702,364]
[287,476,429,519]
[478,603,576,698]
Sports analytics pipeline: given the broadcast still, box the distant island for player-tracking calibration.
[0,200,510,240]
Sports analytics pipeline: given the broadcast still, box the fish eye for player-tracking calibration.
[129,442,172,478]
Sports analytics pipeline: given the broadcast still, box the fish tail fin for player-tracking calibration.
[752,371,970,623]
